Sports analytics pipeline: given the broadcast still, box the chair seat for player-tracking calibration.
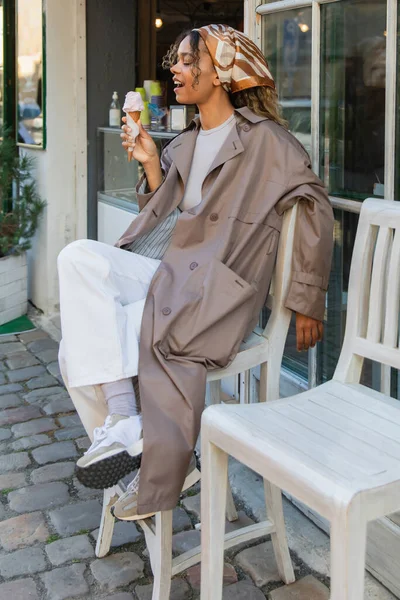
[207,327,269,381]
[204,379,400,515]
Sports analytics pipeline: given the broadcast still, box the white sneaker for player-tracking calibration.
[75,414,143,489]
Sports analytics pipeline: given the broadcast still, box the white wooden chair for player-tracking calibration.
[201,198,400,600]
[95,204,299,600]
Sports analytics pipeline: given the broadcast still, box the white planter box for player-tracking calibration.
[0,253,28,325]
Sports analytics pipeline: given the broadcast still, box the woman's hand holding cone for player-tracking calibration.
[121,117,158,165]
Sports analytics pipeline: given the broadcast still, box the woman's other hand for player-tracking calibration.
[296,313,324,352]
[121,117,158,165]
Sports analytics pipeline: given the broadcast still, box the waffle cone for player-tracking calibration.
[127,111,141,162]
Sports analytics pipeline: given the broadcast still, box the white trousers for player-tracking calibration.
[57,239,161,436]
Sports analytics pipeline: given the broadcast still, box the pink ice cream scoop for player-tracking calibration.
[123,92,145,162]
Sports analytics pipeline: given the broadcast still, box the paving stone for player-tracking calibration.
[0,471,27,490]
[27,338,59,354]
[135,578,190,600]
[0,578,39,600]
[0,361,5,371]
[31,461,75,484]
[19,329,49,343]
[8,481,69,512]
[172,529,201,554]
[0,334,18,342]
[91,551,144,590]
[43,396,74,415]
[235,542,281,587]
[269,576,330,599]
[225,511,255,533]
[47,360,61,378]
[50,499,102,535]
[55,425,86,441]
[41,564,89,599]
[23,386,67,403]
[0,546,47,578]
[7,365,46,383]
[186,562,237,590]
[0,342,25,357]
[10,434,52,451]
[36,348,60,364]
[32,441,77,464]
[11,417,57,438]
[0,511,49,550]
[45,534,94,565]
[0,382,23,395]
[26,373,59,390]
[0,372,6,385]
[73,476,103,499]
[0,393,22,408]
[172,506,193,533]
[0,427,11,441]
[0,405,42,426]
[0,452,30,472]
[181,492,201,519]
[223,581,265,600]
[76,436,91,450]
[92,520,141,547]
[105,594,134,600]
[6,351,40,370]
[58,414,81,427]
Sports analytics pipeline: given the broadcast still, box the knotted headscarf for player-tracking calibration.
[193,24,275,94]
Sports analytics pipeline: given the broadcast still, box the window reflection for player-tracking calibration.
[263,8,312,155]
[262,8,312,378]
[16,0,43,146]
[320,0,386,199]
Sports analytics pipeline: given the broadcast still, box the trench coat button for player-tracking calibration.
[243,124,251,132]
[210,213,219,222]
[190,262,198,270]
[162,307,171,315]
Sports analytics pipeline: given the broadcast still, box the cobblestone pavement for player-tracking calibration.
[0,328,331,599]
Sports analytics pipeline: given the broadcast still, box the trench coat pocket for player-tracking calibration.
[161,257,257,364]
[230,206,282,231]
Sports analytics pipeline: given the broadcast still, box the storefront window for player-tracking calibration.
[262,8,312,155]
[320,0,386,200]
[262,8,312,379]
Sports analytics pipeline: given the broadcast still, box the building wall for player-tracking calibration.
[27,0,87,317]
[86,0,137,239]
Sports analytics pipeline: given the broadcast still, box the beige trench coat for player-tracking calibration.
[116,106,334,513]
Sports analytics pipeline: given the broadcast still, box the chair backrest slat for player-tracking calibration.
[334,199,400,384]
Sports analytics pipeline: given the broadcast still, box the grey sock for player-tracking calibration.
[101,377,140,417]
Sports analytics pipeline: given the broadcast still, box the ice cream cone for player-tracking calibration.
[127,111,141,162]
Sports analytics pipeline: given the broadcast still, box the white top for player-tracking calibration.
[178,113,236,212]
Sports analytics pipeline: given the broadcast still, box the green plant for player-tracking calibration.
[46,534,61,544]
[1,488,14,495]
[0,129,46,258]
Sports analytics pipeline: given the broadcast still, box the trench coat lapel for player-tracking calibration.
[205,123,244,178]
[167,127,199,188]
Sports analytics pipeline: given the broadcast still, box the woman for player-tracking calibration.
[58,25,334,521]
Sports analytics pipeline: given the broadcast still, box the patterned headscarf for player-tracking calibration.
[193,24,275,94]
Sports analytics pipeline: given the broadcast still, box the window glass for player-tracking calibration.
[262,8,312,155]
[262,8,312,379]
[320,0,386,200]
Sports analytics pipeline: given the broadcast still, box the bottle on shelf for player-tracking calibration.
[109,91,121,127]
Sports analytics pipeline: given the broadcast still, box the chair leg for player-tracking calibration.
[330,502,367,600]
[264,480,295,584]
[150,511,173,600]
[208,379,238,522]
[201,435,228,600]
[260,361,280,403]
[95,487,118,558]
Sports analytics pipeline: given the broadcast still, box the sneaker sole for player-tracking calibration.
[75,451,142,489]
[77,438,143,469]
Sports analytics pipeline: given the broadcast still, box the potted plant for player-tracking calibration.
[0,130,46,325]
